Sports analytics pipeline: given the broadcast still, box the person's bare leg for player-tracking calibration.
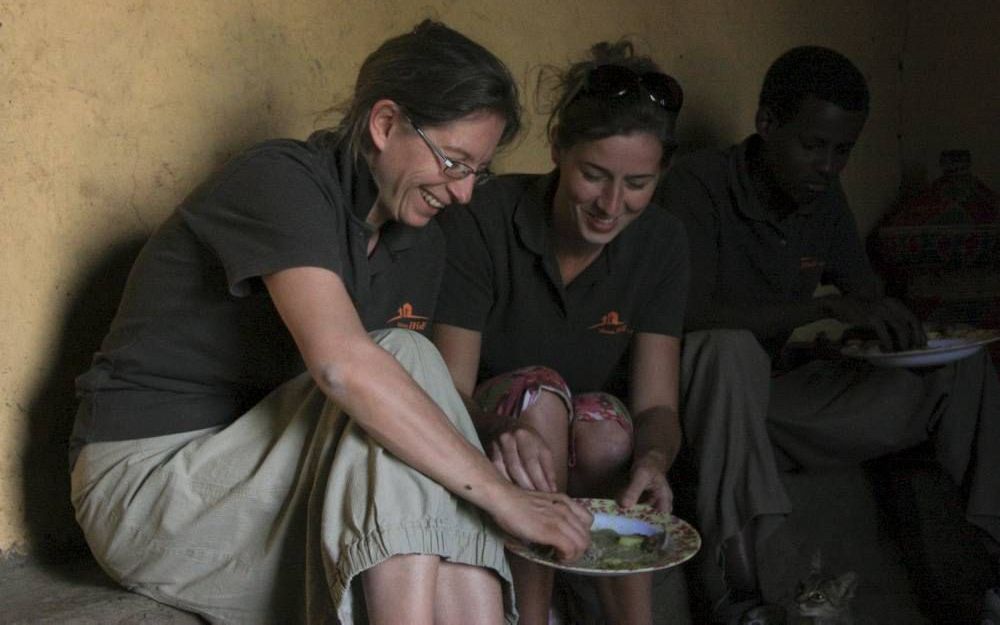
[567,419,631,499]
[362,554,438,625]
[509,390,571,625]
[508,554,554,625]
[518,390,571,493]
[595,574,654,625]
[434,561,506,625]
[570,418,652,624]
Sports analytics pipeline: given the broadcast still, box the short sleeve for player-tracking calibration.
[181,143,346,296]
[632,211,690,337]
[435,204,496,331]
[656,161,721,328]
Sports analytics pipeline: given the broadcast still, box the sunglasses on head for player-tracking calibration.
[574,64,684,113]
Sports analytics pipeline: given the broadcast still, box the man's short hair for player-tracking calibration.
[759,46,869,125]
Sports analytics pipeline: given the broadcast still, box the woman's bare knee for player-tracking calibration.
[363,554,438,625]
[517,390,572,487]
[570,420,632,496]
[520,388,571,429]
[435,562,505,625]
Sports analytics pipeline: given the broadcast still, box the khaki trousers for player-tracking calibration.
[72,329,514,625]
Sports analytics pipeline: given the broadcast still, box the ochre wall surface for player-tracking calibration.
[0,0,951,557]
[899,1,1000,197]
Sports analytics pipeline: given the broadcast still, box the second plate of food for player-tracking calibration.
[505,498,701,576]
[841,330,999,368]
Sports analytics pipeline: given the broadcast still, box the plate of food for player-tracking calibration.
[505,498,701,576]
[840,326,1000,368]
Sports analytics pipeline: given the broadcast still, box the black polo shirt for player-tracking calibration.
[656,135,878,351]
[73,131,444,447]
[435,172,689,395]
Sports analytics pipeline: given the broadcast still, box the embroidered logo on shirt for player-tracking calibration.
[589,311,630,335]
[388,302,428,332]
[800,256,825,271]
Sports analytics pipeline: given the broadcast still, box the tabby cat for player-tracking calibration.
[739,551,859,625]
[790,551,858,625]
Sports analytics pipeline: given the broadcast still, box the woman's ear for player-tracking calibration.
[368,99,402,153]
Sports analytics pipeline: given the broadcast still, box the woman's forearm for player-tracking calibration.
[630,404,681,474]
[310,337,509,510]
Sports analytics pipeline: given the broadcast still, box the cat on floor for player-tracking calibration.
[741,551,860,625]
[789,550,858,625]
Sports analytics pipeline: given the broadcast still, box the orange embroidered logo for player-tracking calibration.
[589,311,630,335]
[388,302,428,332]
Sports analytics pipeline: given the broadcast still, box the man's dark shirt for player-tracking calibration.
[657,135,878,354]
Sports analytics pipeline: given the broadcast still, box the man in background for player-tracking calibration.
[659,46,1000,624]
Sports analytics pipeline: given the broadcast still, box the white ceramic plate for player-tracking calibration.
[505,498,701,577]
[841,333,1000,368]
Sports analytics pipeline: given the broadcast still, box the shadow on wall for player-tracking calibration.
[15,89,291,566]
[671,114,726,165]
[21,236,147,565]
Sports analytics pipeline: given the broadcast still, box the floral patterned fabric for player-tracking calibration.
[473,366,633,466]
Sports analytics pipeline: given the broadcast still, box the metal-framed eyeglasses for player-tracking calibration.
[409,118,494,186]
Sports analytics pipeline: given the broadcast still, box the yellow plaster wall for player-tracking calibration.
[1,0,906,557]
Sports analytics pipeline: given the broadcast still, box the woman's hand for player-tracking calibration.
[487,484,592,562]
[622,333,680,515]
[617,451,673,514]
[488,424,558,493]
[433,322,563,490]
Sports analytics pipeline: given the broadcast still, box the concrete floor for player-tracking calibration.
[0,556,692,625]
[0,557,202,625]
[556,465,933,625]
[1,458,992,624]
[758,467,929,624]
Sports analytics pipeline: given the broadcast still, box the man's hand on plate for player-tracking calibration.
[822,294,926,352]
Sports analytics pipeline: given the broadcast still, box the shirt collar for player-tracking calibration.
[512,170,558,257]
[511,170,613,285]
[321,130,420,253]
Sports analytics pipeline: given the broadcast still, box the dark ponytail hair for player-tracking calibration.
[543,40,679,165]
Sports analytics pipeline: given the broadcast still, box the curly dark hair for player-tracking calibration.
[759,46,869,125]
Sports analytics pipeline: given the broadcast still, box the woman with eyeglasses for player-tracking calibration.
[70,20,591,625]
[433,41,687,625]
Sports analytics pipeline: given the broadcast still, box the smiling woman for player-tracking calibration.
[365,107,507,229]
[68,19,595,625]
[432,39,689,625]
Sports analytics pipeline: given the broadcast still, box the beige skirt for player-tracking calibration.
[71,329,515,625]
